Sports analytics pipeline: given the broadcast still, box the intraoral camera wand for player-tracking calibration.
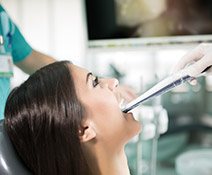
[121,66,211,113]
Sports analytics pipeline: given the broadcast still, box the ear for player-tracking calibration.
[79,122,96,143]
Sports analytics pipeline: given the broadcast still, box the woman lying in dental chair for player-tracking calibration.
[4,61,141,175]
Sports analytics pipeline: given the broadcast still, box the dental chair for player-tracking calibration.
[0,120,31,175]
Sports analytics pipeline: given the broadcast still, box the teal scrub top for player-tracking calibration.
[0,5,32,119]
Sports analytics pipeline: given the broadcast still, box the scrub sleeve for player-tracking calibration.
[0,5,32,119]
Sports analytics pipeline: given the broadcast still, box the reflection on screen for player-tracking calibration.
[85,0,212,40]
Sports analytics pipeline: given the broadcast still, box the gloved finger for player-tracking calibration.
[186,56,211,77]
[171,45,204,74]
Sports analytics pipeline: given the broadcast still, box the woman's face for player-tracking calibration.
[70,64,141,147]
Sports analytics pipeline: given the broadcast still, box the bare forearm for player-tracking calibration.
[15,50,56,75]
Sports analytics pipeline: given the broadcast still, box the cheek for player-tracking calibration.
[82,92,141,143]
[86,90,119,113]
[84,93,123,126]
[88,95,118,117]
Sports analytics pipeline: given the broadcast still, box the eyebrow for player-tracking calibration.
[86,72,93,84]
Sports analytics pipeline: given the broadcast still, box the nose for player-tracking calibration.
[100,78,119,90]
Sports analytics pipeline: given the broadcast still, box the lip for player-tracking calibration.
[122,111,135,120]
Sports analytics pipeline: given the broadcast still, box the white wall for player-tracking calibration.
[1,0,87,87]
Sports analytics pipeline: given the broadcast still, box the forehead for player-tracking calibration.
[69,64,89,86]
[70,64,88,77]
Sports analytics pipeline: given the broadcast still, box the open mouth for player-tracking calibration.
[122,111,128,117]
[122,111,135,120]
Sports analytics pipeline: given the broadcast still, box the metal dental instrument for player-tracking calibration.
[121,66,211,113]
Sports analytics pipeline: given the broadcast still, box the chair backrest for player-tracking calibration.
[0,120,31,175]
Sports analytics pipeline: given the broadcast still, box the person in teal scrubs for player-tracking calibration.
[0,5,55,119]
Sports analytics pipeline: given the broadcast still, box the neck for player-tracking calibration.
[84,142,130,175]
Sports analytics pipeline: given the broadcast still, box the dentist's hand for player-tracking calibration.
[172,43,212,78]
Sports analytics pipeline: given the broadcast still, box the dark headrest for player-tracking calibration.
[0,120,31,175]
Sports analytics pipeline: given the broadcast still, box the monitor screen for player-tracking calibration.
[84,0,212,47]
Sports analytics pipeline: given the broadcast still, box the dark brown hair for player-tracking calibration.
[4,61,90,175]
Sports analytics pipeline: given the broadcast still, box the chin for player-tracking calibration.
[125,121,142,143]
[132,122,142,136]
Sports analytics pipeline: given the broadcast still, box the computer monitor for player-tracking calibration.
[84,0,212,48]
